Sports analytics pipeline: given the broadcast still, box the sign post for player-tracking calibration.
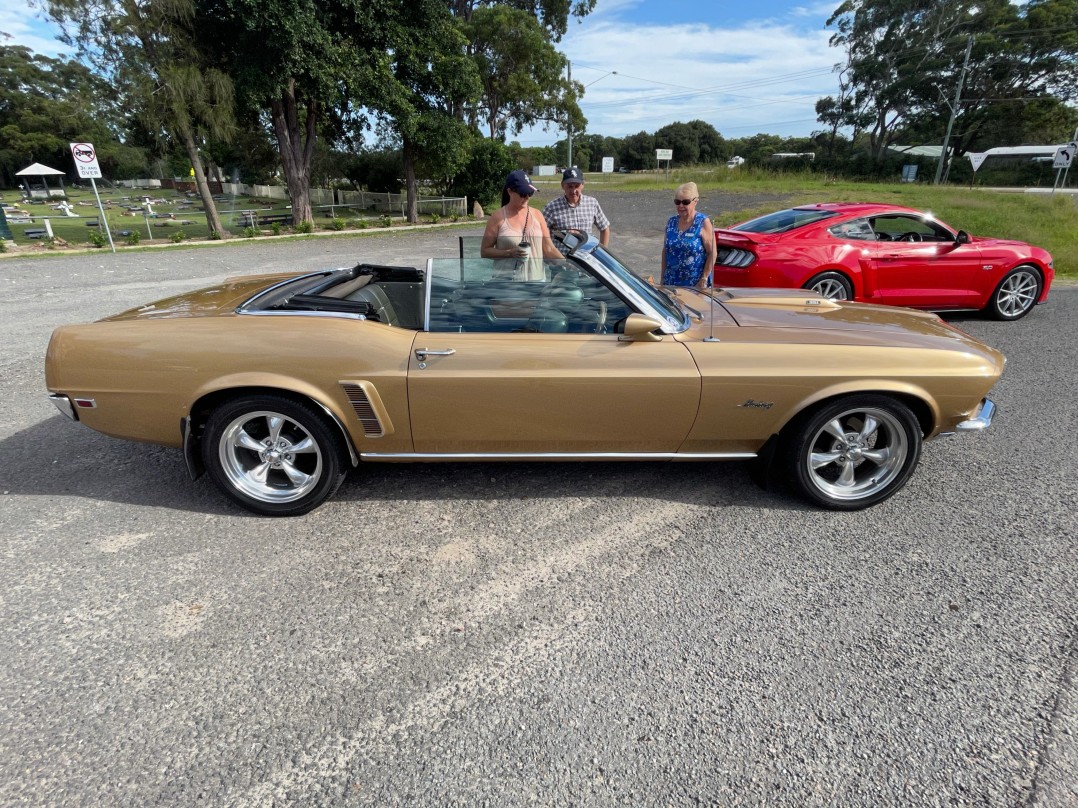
[70,142,115,253]
[1052,141,1076,191]
[655,148,673,173]
[966,152,988,188]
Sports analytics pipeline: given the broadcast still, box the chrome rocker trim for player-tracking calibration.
[360,451,757,461]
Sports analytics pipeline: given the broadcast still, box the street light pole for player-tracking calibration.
[567,61,572,169]
[566,66,618,170]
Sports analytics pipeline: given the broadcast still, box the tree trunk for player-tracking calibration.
[180,125,228,237]
[403,136,419,224]
[270,79,316,225]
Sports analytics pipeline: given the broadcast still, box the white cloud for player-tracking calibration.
[0,1,71,58]
[515,17,843,144]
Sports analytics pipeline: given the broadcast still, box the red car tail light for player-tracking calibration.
[716,247,756,268]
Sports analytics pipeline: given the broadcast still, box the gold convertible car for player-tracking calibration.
[45,232,1003,516]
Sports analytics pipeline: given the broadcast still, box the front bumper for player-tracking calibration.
[954,398,995,433]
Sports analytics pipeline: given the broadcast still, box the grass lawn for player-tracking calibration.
[0,186,419,251]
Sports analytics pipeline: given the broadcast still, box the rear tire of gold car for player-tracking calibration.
[783,395,922,510]
[202,394,347,517]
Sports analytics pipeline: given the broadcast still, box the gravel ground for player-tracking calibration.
[0,190,1075,807]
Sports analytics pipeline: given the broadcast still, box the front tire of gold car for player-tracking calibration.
[783,395,922,510]
[202,395,347,516]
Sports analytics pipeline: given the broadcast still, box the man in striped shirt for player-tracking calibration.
[542,167,611,254]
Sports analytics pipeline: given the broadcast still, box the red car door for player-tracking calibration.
[870,214,982,309]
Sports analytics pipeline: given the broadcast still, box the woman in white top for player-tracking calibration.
[480,170,562,280]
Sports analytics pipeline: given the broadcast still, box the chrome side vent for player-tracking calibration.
[340,383,384,437]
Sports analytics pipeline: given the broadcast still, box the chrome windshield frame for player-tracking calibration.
[564,235,690,334]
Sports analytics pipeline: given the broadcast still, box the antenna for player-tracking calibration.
[703,277,720,342]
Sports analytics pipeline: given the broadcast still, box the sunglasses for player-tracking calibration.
[513,189,534,198]
[674,198,696,206]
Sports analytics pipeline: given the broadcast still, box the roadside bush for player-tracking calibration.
[208,231,222,240]
[124,231,141,246]
[87,230,108,248]
[378,214,392,228]
[270,222,282,236]
[295,220,313,234]
[241,226,258,238]
[328,217,346,231]
[0,239,7,253]
[170,230,187,243]
[355,220,369,229]
[428,213,441,225]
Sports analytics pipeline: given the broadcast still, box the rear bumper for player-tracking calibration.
[48,393,77,421]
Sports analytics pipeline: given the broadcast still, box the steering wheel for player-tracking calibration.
[897,232,923,242]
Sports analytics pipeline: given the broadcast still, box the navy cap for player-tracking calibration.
[562,167,584,184]
[505,169,537,195]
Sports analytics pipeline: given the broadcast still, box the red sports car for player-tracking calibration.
[712,203,1054,320]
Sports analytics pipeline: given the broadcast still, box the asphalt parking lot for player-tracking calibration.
[1,190,1076,806]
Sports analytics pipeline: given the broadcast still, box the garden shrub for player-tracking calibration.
[170,230,187,243]
[124,231,141,246]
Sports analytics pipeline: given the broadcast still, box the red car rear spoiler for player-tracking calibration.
[714,228,760,245]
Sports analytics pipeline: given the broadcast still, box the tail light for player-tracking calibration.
[716,246,756,268]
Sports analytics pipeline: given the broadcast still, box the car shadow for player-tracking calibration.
[2,414,794,516]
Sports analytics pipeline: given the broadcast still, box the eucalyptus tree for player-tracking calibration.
[193,0,403,225]
[41,0,236,236]
[822,0,1078,166]
[0,45,141,186]
[465,5,584,141]
[450,0,596,41]
[378,0,481,223]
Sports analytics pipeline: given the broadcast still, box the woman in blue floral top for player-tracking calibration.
[661,182,717,289]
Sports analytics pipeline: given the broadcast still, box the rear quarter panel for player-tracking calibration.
[46,314,418,451]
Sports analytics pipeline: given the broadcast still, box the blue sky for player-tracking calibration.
[1,0,845,144]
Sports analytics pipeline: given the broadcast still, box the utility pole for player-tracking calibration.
[933,35,974,185]
[566,61,573,169]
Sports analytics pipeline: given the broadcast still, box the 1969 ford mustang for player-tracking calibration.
[45,232,1003,516]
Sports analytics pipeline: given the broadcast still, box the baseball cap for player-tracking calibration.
[562,167,584,184]
[505,169,537,195]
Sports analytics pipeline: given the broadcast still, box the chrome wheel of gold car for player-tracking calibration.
[202,395,347,516]
[786,395,922,510]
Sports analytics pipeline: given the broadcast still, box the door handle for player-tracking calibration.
[881,253,901,260]
[414,347,456,360]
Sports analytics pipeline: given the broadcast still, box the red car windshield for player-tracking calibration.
[730,208,839,234]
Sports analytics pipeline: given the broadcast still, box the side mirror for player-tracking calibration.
[955,230,970,245]
[620,313,664,342]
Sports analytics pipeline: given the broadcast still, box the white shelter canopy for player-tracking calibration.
[15,162,67,199]
[16,162,66,176]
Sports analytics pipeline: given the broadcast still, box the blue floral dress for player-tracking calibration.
[662,212,711,287]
